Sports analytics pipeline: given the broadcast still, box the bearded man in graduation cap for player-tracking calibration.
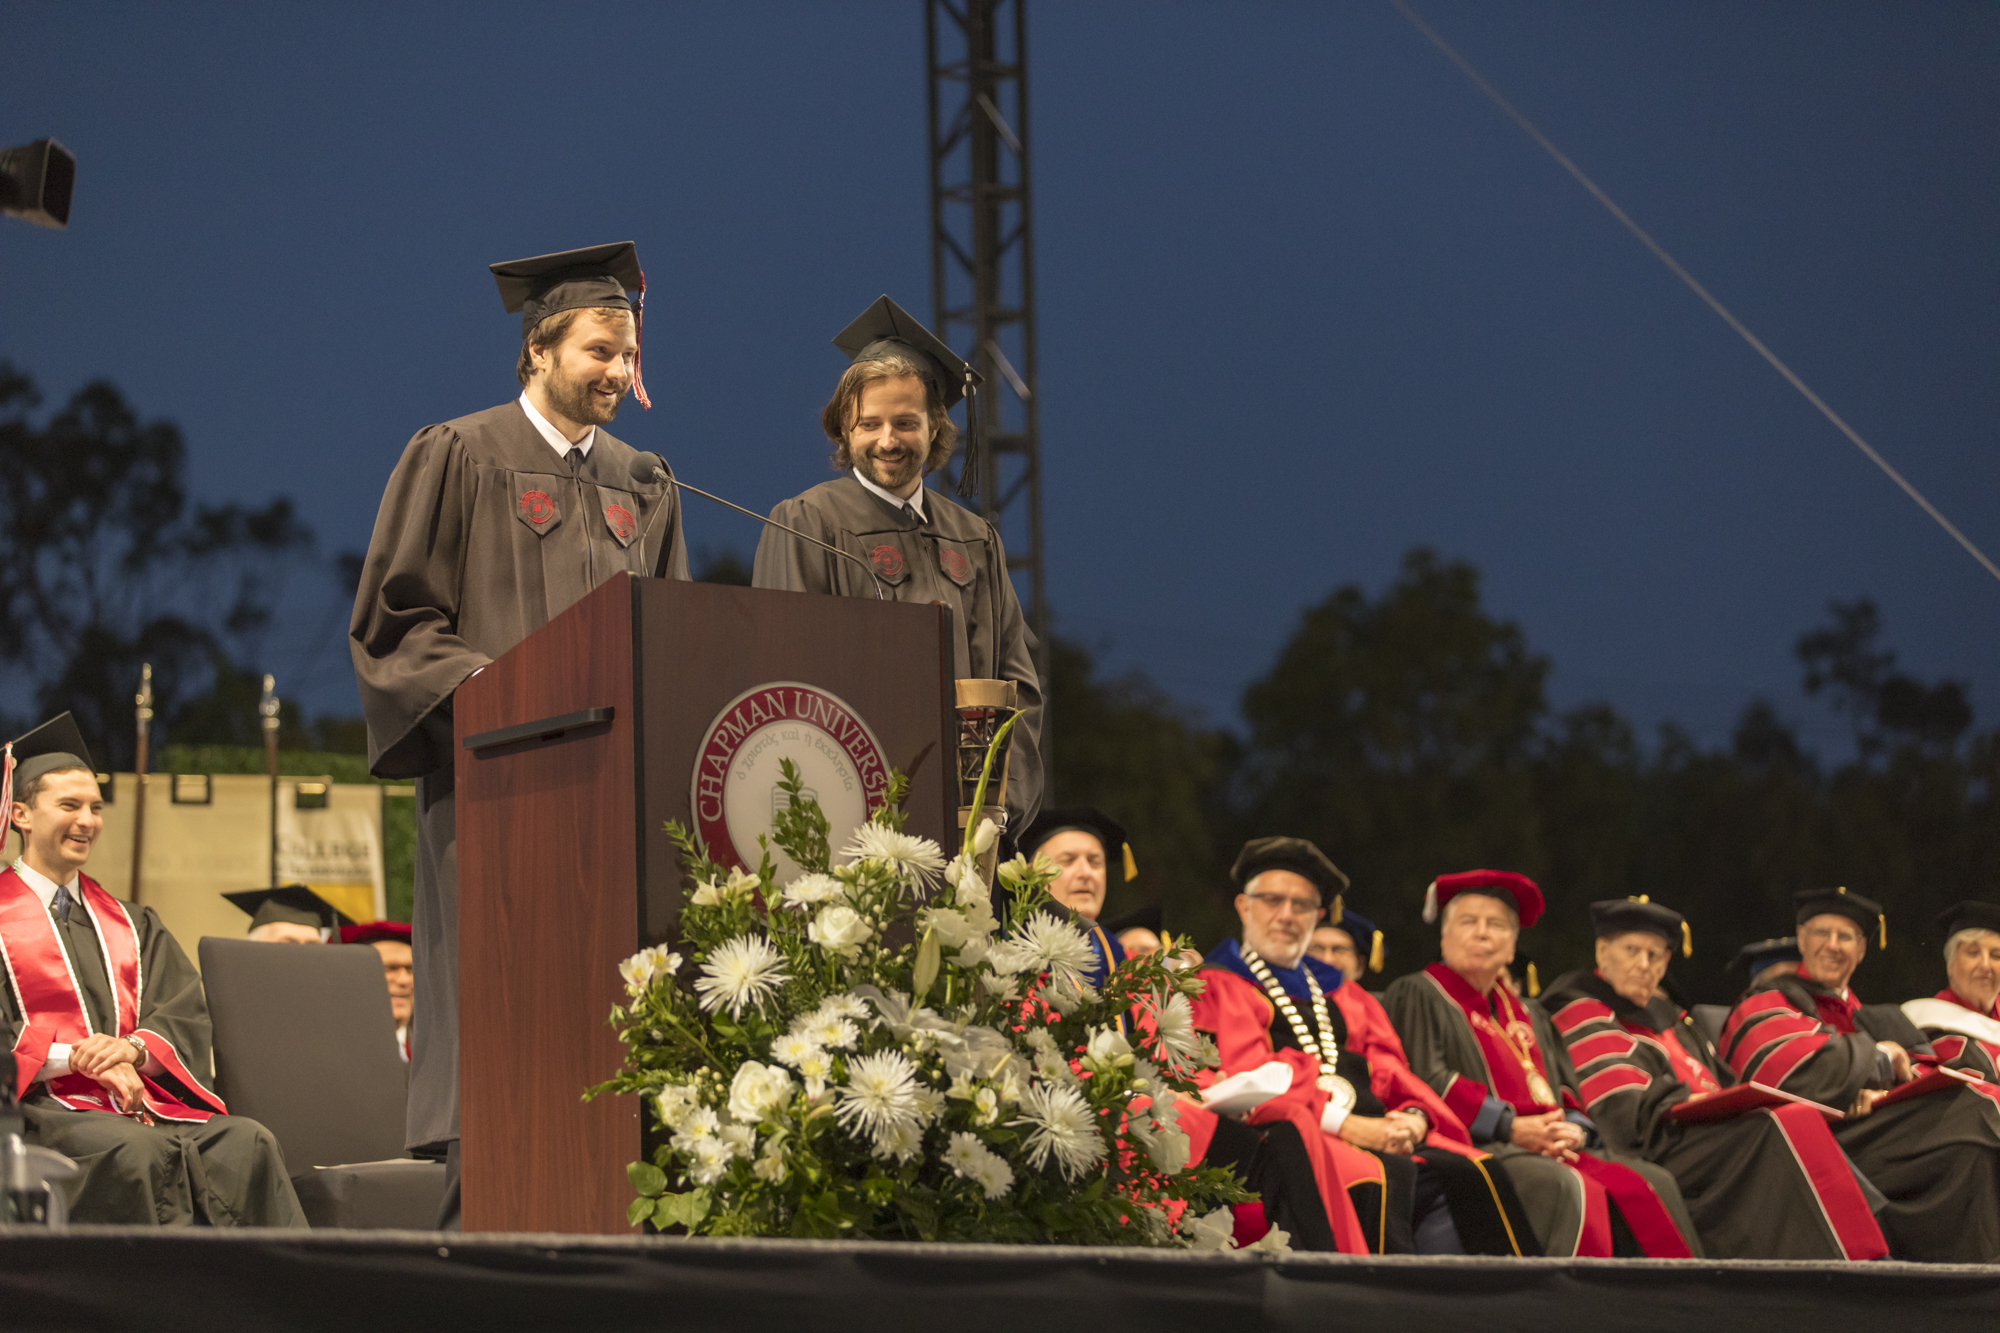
[752,297,1043,831]
[1540,898,1888,1259]
[0,715,305,1226]
[1383,871,1700,1257]
[349,243,690,1225]
[1191,839,1542,1256]
[1720,887,2000,1261]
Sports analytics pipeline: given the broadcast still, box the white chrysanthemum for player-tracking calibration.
[1042,972,1100,1014]
[692,933,790,1019]
[942,1130,1014,1199]
[782,872,845,909]
[719,1122,756,1157]
[795,1046,834,1099]
[814,993,871,1023]
[808,903,873,957]
[727,1060,795,1123]
[800,1014,860,1051]
[654,1083,702,1131]
[834,1049,923,1143]
[912,1085,946,1125]
[752,1143,787,1184]
[618,944,682,996]
[873,1118,923,1163]
[979,972,1021,1000]
[1184,1205,1237,1252]
[1024,1026,1077,1086]
[843,824,946,890]
[1153,991,1201,1064]
[768,1032,820,1069]
[686,1135,734,1185]
[994,913,1097,988]
[670,1105,721,1154]
[969,1151,1014,1200]
[1010,1081,1107,1182]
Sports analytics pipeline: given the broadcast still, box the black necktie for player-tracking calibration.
[50,884,73,923]
[566,446,584,474]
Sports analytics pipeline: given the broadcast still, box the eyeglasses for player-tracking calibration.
[1244,891,1321,918]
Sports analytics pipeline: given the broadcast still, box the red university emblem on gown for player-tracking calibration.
[605,502,636,541]
[870,544,906,579]
[519,490,558,526]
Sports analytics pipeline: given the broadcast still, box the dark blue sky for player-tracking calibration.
[5,2,1996,755]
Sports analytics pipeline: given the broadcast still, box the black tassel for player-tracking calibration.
[956,373,981,500]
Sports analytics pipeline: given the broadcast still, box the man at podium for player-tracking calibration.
[348,242,688,1226]
[752,296,1043,831]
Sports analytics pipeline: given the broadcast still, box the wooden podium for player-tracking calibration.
[453,574,955,1233]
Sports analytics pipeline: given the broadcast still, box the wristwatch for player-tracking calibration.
[124,1034,148,1062]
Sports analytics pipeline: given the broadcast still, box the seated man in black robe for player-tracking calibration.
[1542,897,1888,1259]
[1720,887,2000,1262]
[2,714,304,1227]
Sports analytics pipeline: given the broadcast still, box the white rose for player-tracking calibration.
[726,1060,794,1123]
[809,903,873,956]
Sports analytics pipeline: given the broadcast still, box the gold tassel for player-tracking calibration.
[1634,893,1649,903]
[1526,962,1540,997]
[1880,915,1887,949]
[1331,893,1345,925]
[1122,844,1138,883]
[1369,930,1385,974]
[1681,920,1692,958]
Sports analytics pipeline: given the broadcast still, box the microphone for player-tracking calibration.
[628,453,887,600]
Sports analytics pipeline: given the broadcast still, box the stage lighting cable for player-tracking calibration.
[1393,0,2000,586]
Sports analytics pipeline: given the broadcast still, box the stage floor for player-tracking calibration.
[0,1229,1996,1332]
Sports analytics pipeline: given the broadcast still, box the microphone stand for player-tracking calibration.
[632,458,888,600]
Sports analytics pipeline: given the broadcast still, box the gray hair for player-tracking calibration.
[1946,927,2000,970]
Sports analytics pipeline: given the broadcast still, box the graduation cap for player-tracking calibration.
[1230,836,1349,911]
[490,241,650,409]
[1327,905,1385,975]
[1727,936,1801,979]
[833,295,986,499]
[1793,886,1886,949]
[1936,901,2000,941]
[1104,903,1162,938]
[3,713,97,835]
[224,884,354,935]
[340,920,412,946]
[1020,807,1136,883]
[1588,895,1692,958]
[1423,869,1545,929]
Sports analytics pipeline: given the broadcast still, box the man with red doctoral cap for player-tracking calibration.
[349,243,689,1225]
[1192,839,1538,1254]
[1540,897,1888,1260]
[1383,870,1699,1257]
[343,921,414,1062]
[1901,900,2000,1082]
[1721,887,2000,1261]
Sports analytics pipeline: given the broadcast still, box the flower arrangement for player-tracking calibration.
[591,737,1252,1245]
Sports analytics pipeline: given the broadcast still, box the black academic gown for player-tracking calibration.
[1542,969,1887,1260]
[349,400,688,1154]
[1721,970,2000,1262]
[1,887,304,1227]
[751,475,1044,830]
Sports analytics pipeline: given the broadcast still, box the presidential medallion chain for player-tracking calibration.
[1240,947,1358,1118]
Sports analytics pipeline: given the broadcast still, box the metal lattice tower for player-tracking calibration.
[926,0,1047,671]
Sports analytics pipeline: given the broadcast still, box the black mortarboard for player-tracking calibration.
[1727,936,1801,978]
[1231,836,1350,906]
[1328,905,1384,974]
[4,713,95,794]
[1589,896,1692,957]
[1793,886,1887,949]
[1021,807,1136,883]
[833,295,987,498]
[490,241,650,408]
[1936,901,2000,941]
[1104,903,1163,937]
[225,884,354,934]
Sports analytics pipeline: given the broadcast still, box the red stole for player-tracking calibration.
[1423,963,1558,1113]
[0,867,222,1121]
[1797,963,1859,1033]
[1657,1026,1723,1097]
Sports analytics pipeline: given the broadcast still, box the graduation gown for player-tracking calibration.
[1541,968,1886,1259]
[349,400,687,1152]
[0,868,304,1227]
[1382,964,1699,1257]
[1722,967,2000,1261]
[751,475,1043,829]
[1902,989,2000,1081]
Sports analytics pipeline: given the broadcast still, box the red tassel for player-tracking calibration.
[632,269,652,410]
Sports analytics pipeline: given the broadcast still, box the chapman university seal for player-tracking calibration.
[691,682,890,878]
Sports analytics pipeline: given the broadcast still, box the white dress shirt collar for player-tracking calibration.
[852,468,927,521]
[519,392,595,460]
[10,859,77,911]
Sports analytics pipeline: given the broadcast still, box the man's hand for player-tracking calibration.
[1510,1110,1584,1161]
[1338,1114,1419,1155]
[93,1062,147,1115]
[1876,1041,1914,1084]
[69,1033,141,1079]
[1848,1087,1885,1118]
